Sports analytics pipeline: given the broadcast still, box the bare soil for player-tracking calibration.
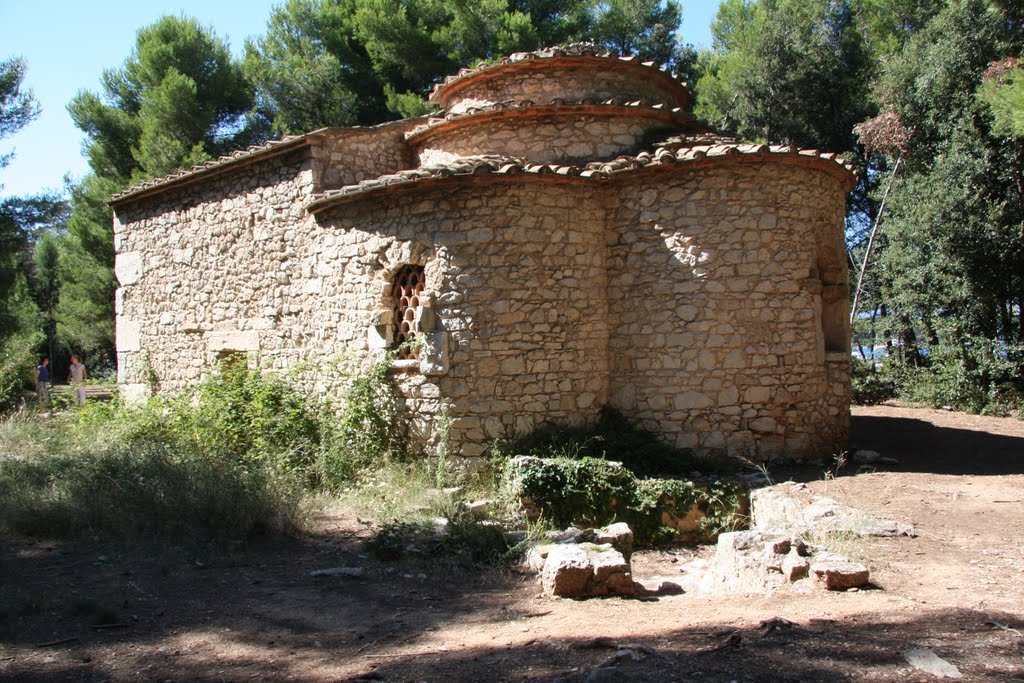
[2,403,1024,682]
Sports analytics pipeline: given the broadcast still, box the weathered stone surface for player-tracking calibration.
[699,531,789,594]
[419,331,449,375]
[699,530,867,594]
[903,648,963,679]
[114,251,143,285]
[751,484,917,538]
[541,545,593,596]
[111,48,852,464]
[583,522,634,561]
[115,318,142,353]
[538,540,634,598]
[781,550,810,581]
[810,559,870,590]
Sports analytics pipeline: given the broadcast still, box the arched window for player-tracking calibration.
[391,264,425,359]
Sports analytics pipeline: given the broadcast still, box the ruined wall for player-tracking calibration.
[312,122,418,190]
[412,110,674,166]
[315,179,611,457]
[443,65,686,115]
[606,162,850,461]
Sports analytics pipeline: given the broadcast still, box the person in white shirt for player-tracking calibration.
[68,355,88,405]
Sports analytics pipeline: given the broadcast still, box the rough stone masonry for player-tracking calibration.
[109,44,855,466]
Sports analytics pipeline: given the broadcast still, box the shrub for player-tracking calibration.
[319,359,408,488]
[505,455,747,544]
[851,358,898,405]
[889,340,1023,414]
[496,407,718,478]
[184,362,322,478]
[0,338,39,412]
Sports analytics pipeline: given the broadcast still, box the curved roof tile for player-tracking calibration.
[109,132,321,205]
[306,140,856,214]
[404,98,702,142]
[428,42,692,109]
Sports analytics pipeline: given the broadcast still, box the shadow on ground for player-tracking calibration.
[850,413,1024,475]
[4,589,1023,682]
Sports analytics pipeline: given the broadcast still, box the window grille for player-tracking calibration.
[391,264,425,359]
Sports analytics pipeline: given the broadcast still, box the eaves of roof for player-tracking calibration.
[429,44,692,110]
[306,140,857,215]
[405,99,706,145]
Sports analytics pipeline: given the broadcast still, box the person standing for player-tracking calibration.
[68,355,87,405]
[34,357,50,405]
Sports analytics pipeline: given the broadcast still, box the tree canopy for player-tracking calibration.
[68,15,259,183]
[244,0,693,132]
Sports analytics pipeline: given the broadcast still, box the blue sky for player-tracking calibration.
[0,1,717,199]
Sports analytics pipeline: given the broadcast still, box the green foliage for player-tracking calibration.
[850,0,944,56]
[498,406,716,478]
[889,338,1024,414]
[0,357,411,545]
[0,334,39,412]
[849,0,1024,414]
[0,56,39,167]
[978,64,1024,137]
[367,505,510,567]
[181,361,322,477]
[850,358,898,405]
[68,15,259,184]
[320,358,407,487]
[245,0,692,132]
[0,433,305,544]
[54,175,119,366]
[697,0,874,152]
[506,455,747,544]
[589,0,682,67]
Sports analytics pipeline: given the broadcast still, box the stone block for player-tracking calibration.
[414,305,437,333]
[749,417,778,434]
[206,330,260,353]
[541,544,633,598]
[116,318,142,352]
[810,560,869,590]
[743,386,772,403]
[114,251,143,285]
[674,390,713,410]
[419,331,449,375]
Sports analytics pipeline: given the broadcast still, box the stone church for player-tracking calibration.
[110,44,854,463]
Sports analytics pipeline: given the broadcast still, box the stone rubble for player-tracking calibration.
[751,483,917,538]
[698,530,870,593]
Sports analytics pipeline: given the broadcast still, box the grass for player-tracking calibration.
[0,360,752,565]
[0,412,308,545]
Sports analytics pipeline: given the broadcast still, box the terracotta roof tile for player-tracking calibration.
[404,98,696,141]
[109,132,321,205]
[306,140,856,214]
[428,43,691,106]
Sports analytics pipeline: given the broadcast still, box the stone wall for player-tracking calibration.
[412,109,675,166]
[316,178,611,456]
[606,163,850,460]
[443,65,686,115]
[312,122,419,191]
[113,115,851,463]
[113,148,318,400]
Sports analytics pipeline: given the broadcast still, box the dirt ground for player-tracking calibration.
[2,403,1024,682]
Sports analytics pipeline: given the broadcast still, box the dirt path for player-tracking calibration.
[2,404,1023,682]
